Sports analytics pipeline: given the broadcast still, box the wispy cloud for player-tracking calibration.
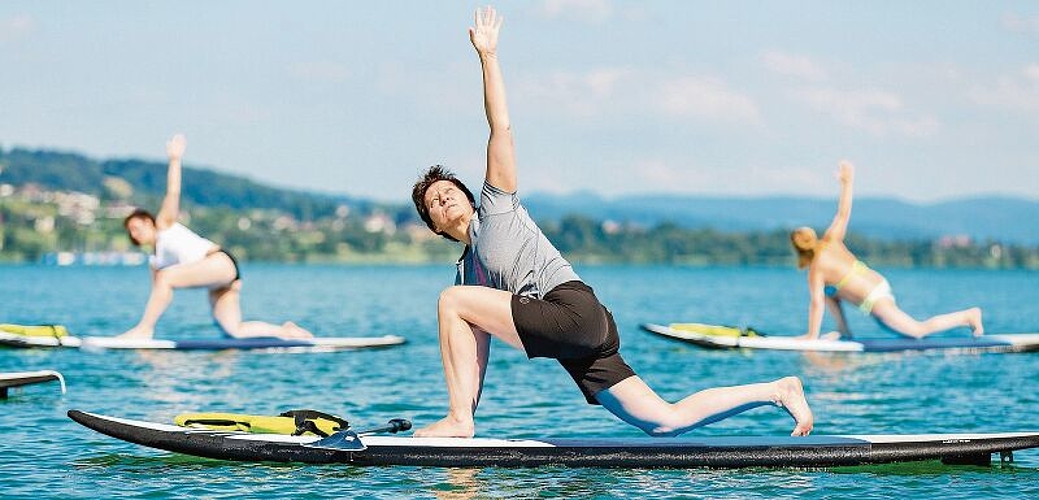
[967,64,1039,112]
[374,60,471,112]
[288,61,352,84]
[794,87,939,137]
[536,0,613,24]
[622,159,829,196]
[0,14,35,43]
[1026,64,1039,81]
[517,68,761,126]
[656,76,761,125]
[1001,13,1039,34]
[516,67,631,116]
[633,158,689,188]
[761,50,827,81]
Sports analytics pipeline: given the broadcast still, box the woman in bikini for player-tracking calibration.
[410,6,813,438]
[118,134,313,341]
[791,161,984,340]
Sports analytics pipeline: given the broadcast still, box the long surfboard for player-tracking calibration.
[68,410,1039,468]
[0,330,405,352]
[1,370,66,398]
[641,323,1039,353]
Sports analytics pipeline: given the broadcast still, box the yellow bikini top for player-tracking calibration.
[825,260,869,297]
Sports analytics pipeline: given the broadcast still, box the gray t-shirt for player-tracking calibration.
[456,182,581,298]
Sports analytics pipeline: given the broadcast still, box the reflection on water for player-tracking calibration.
[435,468,481,500]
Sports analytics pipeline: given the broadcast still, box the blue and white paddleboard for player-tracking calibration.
[68,410,1039,468]
[641,323,1039,353]
[0,370,66,398]
[0,330,405,352]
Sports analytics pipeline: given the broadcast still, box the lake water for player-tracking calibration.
[2,264,1038,499]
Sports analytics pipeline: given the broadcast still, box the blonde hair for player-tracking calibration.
[790,227,819,269]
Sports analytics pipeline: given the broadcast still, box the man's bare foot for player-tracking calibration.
[773,376,814,436]
[967,308,984,337]
[115,326,154,340]
[413,415,475,438]
[280,322,314,339]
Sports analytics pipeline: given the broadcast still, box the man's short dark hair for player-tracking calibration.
[411,165,475,242]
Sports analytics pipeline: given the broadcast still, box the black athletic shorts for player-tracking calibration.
[216,249,241,281]
[511,280,636,405]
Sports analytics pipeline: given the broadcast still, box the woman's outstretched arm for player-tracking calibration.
[803,267,827,339]
[155,133,186,229]
[470,6,516,193]
[823,161,854,242]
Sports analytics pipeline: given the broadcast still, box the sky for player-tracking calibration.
[0,1,1036,203]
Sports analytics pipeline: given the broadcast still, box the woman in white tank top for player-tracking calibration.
[117,134,313,340]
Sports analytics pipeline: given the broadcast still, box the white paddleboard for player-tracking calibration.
[641,323,1039,353]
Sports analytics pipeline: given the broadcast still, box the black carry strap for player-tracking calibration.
[279,409,350,437]
[181,418,250,429]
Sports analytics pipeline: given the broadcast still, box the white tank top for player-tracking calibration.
[150,223,217,270]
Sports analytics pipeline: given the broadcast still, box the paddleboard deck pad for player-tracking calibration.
[68,410,1039,468]
[0,329,405,352]
[641,323,1039,353]
[1,370,66,398]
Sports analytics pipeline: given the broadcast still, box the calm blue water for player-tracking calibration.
[2,264,1038,499]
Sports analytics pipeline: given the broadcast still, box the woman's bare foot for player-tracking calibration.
[280,322,314,339]
[115,325,154,340]
[773,376,814,436]
[413,415,475,438]
[967,308,984,337]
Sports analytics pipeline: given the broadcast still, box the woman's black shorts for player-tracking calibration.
[216,249,241,281]
[511,280,636,404]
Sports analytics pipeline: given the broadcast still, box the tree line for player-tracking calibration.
[2,145,1036,268]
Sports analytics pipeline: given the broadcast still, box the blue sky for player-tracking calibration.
[0,1,1036,202]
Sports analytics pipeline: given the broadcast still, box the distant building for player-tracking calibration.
[40,251,147,266]
[938,235,972,248]
[364,212,396,234]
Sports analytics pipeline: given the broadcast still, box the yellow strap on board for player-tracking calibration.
[174,412,344,436]
[669,323,757,338]
[0,324,69,338]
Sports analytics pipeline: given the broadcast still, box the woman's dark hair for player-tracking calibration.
[123,208,156,246]
[411,165,475,242]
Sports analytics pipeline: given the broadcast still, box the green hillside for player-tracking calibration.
[1,145,1036,268]
[0,147,366,220]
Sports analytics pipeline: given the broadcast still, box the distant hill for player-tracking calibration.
[2,145,1036,245]
[0,147,374,220]
[523,192,1039,245]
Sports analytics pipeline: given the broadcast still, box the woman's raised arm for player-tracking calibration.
[471,6,516,193]
[823,160,854,242]
[155,134,186,229]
